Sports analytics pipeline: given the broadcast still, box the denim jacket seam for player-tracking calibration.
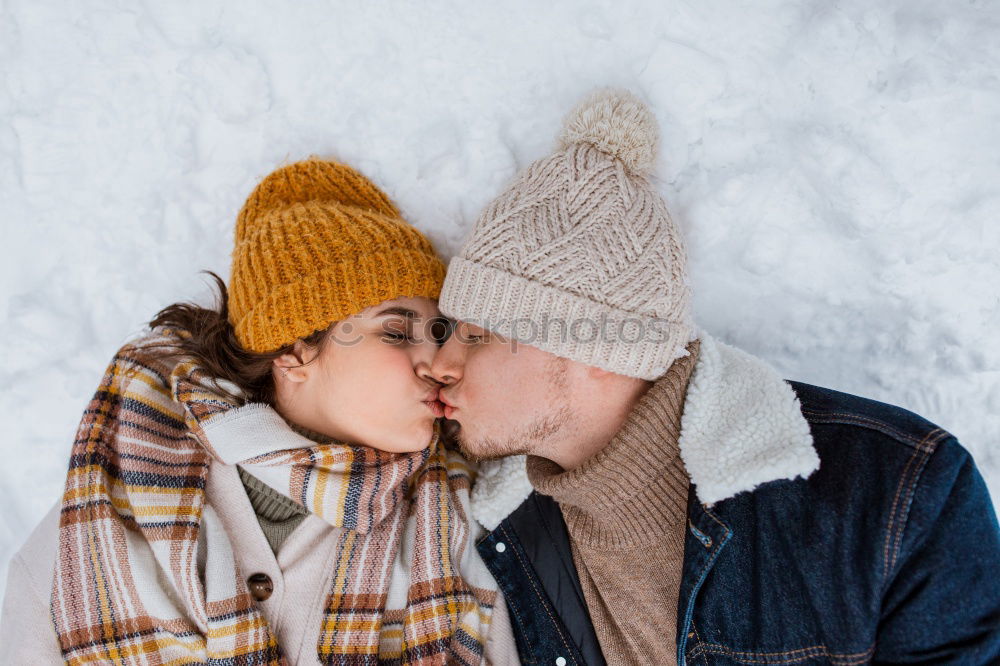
[494,555,535,659]
[688,519,713,547]
[687,620,710,665]
[701,504,730,533]
[678,505,733,663]
[881,431,933,577]
[477,531,537,661]
[799,408,937,449]
[497,523,578,663]
[690,507,878,665]
[880,428,947,586]
[693,641,877,664]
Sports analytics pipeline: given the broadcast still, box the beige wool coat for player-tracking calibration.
[1,459,519,664]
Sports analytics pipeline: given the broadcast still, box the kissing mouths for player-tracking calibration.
[422,390,446,418]
[438,394,458,420]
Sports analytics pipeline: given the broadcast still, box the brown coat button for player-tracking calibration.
[247,573,273,602]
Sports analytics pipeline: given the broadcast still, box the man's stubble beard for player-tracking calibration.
[451,404,573,462]
[451,353,572,463]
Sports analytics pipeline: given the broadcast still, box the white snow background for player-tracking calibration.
[2,0,998,600]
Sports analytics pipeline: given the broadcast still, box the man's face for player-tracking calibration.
[430,321,572,461]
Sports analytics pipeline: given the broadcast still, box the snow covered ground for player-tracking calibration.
[2,0,998,601]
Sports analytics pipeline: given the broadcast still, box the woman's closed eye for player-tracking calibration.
[381,328,415,344]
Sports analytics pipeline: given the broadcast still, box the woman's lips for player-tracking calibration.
[423,399,446,418]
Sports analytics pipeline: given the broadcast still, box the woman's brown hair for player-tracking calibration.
[147,272,327,405]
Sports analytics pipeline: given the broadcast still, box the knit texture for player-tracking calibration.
[51,329,498,665]
[237,466,308,553]
[439,89,694,379]
[229,158,446,352]
[528,339,700,664]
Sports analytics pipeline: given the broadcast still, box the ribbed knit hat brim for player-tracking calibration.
[440,256,692,380]
[230,159,445,352]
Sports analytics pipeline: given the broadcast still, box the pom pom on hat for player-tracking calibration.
[558,88,659,176]
[440,88,693,381]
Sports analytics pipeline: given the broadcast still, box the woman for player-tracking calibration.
[0,158,517,664]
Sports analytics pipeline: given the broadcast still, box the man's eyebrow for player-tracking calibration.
[372,307,420,319]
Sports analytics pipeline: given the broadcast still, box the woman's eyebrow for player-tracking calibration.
[372,307,420,319]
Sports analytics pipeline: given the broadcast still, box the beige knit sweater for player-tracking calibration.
[238,465,308,552]
[528,340,699,665]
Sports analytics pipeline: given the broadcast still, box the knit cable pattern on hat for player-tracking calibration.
[440,89,695,379]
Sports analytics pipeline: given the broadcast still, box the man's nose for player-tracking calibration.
[429,336,465,385]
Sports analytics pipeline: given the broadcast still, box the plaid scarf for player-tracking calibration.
[51,331,497,665]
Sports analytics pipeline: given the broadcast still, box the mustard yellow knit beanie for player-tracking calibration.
[229,158,446,352]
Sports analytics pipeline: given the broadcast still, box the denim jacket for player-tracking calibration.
[468,335,1000,665]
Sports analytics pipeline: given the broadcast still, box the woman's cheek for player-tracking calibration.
[364,346,418,404]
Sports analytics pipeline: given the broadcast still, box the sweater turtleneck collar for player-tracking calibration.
[527,340,700,549]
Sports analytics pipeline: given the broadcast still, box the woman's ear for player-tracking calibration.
[272,340,315,383]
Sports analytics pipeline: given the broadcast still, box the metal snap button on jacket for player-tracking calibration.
[247,573,274,602]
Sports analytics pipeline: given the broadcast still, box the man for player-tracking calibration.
[431,89,1000,665]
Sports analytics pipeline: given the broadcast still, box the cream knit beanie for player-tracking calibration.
[438,88,695,380]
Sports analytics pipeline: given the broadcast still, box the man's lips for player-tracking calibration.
[438,394,458,420]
